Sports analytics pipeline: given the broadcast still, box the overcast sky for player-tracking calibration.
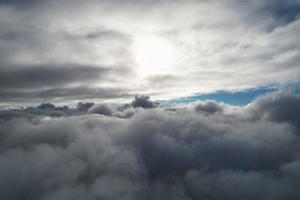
[1,1,300,199]
[1,0,300,104]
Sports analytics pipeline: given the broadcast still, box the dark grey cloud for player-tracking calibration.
[62,29,130,41]
[0,65,109,89]
[0,86,131,103]
[0,92,300,200]
[0,103,77,120]
[0,62,134,102]
[117,95,159,111]
[77,102,95,112]
[256,0,300,25]
[146,75,181,88]
[88,104,115,116]
[194,100,223,114]
[223,0,300,31]
[131,95,159,109]
[248,91,300,128]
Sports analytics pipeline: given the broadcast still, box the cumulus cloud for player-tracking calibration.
[131,95,159,109]
[194,100,223,114]
[77,102,95,112]
[1,92,300,199]
[247,91,300,128]
[88,104,115,116]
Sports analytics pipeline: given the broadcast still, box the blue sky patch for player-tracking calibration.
[164,87,278,106]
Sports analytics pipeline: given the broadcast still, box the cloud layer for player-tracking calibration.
[1,92,300,200]
[0,0,300,103]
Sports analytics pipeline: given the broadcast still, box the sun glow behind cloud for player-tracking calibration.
[1,1,300,199]
[0,0,300,104]
[132,36,176,76]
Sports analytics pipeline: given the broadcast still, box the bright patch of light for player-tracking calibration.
[133,36,175,75]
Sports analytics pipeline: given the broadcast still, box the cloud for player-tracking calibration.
[77,102,95,112]
[131,95,159,109]
[0,0,300,102]
[247,91,300,128]
[0,86,131,103]
[88,104,115,116]
[0,65,110,89]
[1,92,300,199]
[0,63,134,103]
[194,100,223,114]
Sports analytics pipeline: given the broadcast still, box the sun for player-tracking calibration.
[133,36,175,75]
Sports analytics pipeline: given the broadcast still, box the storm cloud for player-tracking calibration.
[1,92,300,200]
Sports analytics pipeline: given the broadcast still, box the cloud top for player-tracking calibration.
[1,92,300,199]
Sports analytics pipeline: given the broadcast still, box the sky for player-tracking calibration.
[0,0,300,104]
[1,1,300,200]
